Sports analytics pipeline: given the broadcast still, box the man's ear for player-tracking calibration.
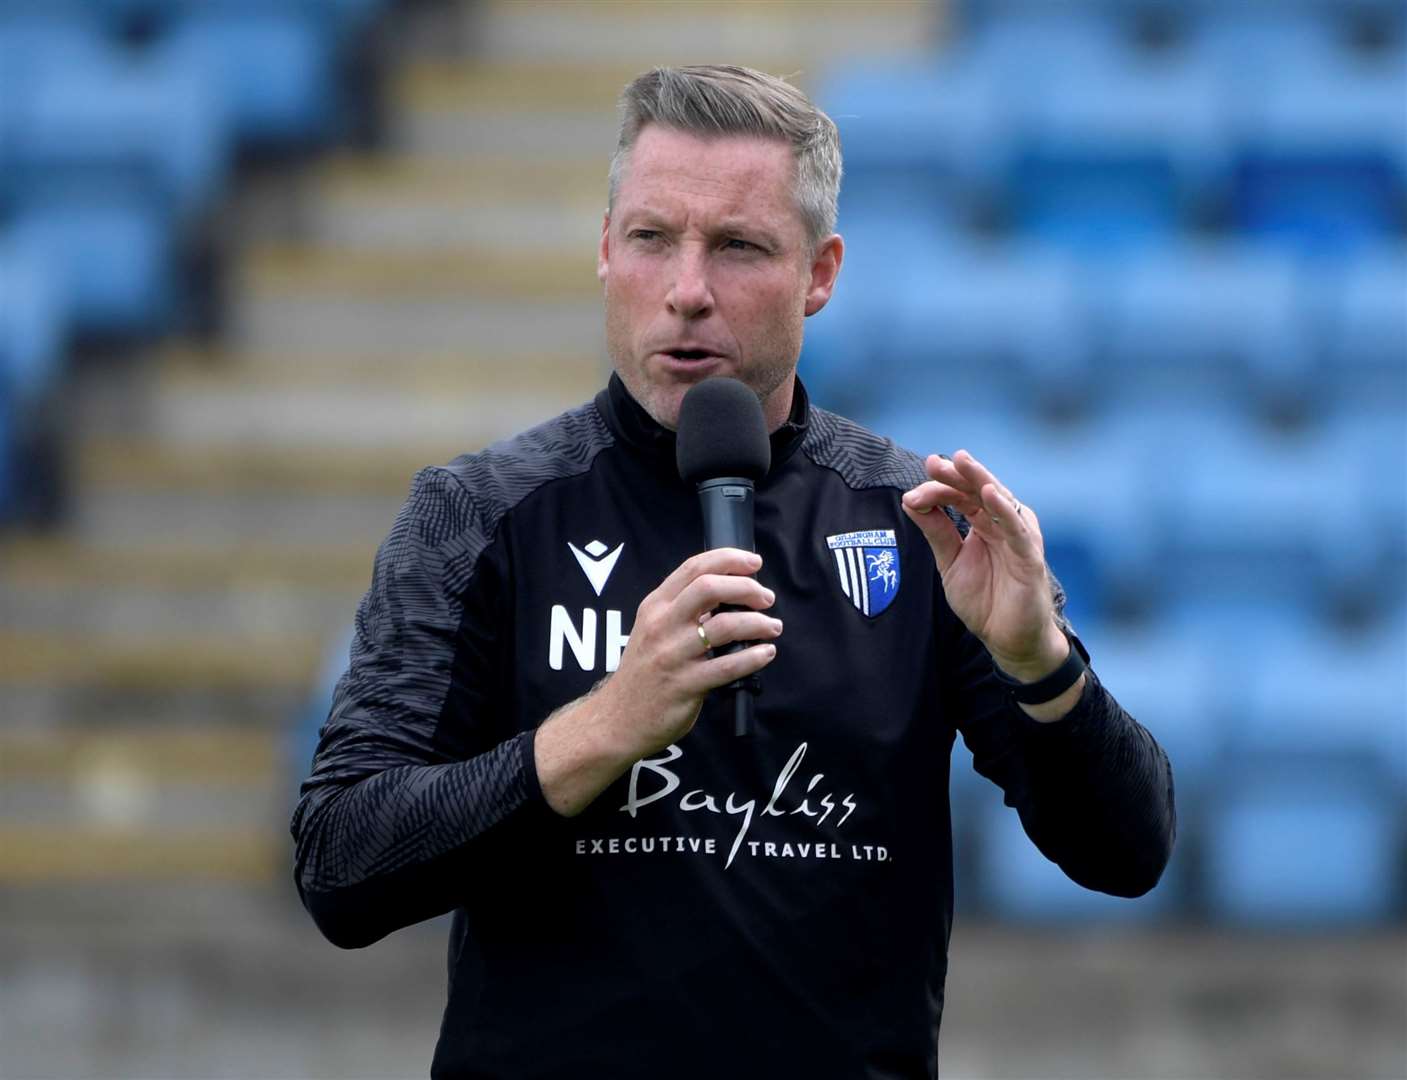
[597,212,611,285]
[803,233,844,316]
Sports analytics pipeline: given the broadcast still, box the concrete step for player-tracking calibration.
[0,730,283,877]
[462,0,937,68]
[241,246,600,299]
[0,697,305,875]
[0,576,358,642]
[317,155,604,202]
[0,629,324,694]
[78,439,465,496]
[309,154,606,266]
[109,352,601,453]
[0,682,308,731]
[231,288,602,356]
[0,825,282,885]
[112,377,584,454]
[70,486,405,550]
[306,177,600,255]
[3,538,375,593]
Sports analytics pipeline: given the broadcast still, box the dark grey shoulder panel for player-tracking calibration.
[430,399,615,591]
[801,406,929,492]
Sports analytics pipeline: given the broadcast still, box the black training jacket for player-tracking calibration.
[291,374,1176,1080]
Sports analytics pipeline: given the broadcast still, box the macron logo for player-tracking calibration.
[568,539,624,597]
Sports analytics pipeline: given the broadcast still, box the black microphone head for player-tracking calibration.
[676,377,771,484]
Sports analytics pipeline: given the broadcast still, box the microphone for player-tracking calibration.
[676,377,772,737]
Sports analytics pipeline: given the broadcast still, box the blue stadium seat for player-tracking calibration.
[1096,242,1314,405]
[1084,622,1224,794]
[158,5,340,147]
[878,241,1096,408]
[10,43,230,224]
[0,386,13,523]
[1006,55,1226,252]
[90,0,386,37]
[1202,757,1402,925]
[1231,57,1407,254]
[3,41,230,338]
[1241,618,1407,782]
[0,241,68,408]
[1140,406,1382,613]
[1321,407,1407,596]
[7,184,175,339]
[1318,248,1407,411]
[818,57,1008,203]
[1187,7,1355,78]
[798,234,934,418]
[963,8,1131,77]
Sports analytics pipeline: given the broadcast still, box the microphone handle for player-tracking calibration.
[696,477,760,737]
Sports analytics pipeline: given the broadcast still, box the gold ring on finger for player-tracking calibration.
[697,623,712,653]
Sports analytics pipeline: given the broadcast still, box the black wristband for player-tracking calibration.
[992,636,1088,704]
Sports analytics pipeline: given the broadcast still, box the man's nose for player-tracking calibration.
[665,247,714,318]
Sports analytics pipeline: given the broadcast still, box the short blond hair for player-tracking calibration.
[608,65,842,249]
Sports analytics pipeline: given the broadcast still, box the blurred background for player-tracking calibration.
[0,0,1403,1076]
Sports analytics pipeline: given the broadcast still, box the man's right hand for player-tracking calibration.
[534,548,781,817]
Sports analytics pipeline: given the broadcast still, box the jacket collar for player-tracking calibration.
[594,371,810,482]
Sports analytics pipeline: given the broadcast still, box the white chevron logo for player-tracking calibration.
[568,539,624,597]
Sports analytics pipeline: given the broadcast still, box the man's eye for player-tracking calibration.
[723,238,757,252]
[630,229,662,242]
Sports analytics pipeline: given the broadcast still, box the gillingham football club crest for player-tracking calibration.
[826,529,900,617]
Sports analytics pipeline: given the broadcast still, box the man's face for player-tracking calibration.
[598,125,842,431]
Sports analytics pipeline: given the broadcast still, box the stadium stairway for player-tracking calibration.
[0,0,936,893]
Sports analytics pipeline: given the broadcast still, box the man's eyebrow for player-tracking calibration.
[714,219,783,246]
[620,207,677,227]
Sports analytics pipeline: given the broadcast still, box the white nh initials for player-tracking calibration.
[549,606,630,672]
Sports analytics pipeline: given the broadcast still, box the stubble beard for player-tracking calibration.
[603,297,801,432]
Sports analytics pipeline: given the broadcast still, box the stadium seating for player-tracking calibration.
[1005,55,1226,251]
[158,7,341,148]
[0,241,67,409]
[1095,241,1314,406]
[1230,57,1407,254]
[1241,616,1407,782]
[878,241,1096,410]
[1202,756,1403,925]
[1317,248,1407,411]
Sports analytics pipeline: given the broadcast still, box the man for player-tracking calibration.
[291,65,1175,1079]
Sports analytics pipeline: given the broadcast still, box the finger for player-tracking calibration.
[924,453,980,497]
[979,484,1041,558]
[698,611,783,651]
[952,450,1012,503]
[690,642,778,692]
[674,572,776,620]
[903,479,982,518]
[901,498,963,575]
[656,548,762,603]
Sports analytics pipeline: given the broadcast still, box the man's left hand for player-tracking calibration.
[900,449,1070,686]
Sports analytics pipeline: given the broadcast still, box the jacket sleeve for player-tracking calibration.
[289,466,547,949]
[944,578,1177,899]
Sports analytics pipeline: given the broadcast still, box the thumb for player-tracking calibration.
[901,496,963,575]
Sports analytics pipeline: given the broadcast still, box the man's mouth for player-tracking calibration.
[663,349,717,362]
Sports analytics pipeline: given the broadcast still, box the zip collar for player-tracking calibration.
[594,372,811,484]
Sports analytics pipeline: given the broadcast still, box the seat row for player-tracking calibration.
[0,2,391,521]
[823,20,1406,255]
[803,238,1407,420]
[951,608,1406,925]
[860,399,1405,628]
